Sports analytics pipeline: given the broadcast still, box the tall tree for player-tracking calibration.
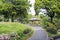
[34,0,60,23]
[0,0,29,22]
[10,0,29,22]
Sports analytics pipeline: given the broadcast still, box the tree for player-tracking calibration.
[34,0,60,23]
[10,0,29,22]
[9,0,29,22]
[0,0,29,22]
[0,3,13,22]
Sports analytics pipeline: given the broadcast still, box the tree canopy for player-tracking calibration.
[0,0,29,22]
[34,0,60,23]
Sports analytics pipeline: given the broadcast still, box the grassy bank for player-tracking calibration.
[0,22,33,40]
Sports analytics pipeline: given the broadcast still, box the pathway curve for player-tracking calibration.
[27,25,48,40]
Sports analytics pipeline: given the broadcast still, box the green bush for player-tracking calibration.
[40,15,58,36]
[40,16,57,32]
[54,18,60,29]
[45,22,57,34]
[0,22,33,40]
[40,16,50,29]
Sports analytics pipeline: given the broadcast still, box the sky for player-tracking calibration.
[28,0,35,15]
[28,0,47,15]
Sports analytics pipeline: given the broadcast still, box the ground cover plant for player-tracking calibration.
[0,22,33,40]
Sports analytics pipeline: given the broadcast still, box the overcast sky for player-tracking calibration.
[28,0,35,15]
[28,0,47,15]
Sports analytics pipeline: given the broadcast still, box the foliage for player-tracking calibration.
[47,32,57,37]
[0,16,3,21]
[0,22,33,40]
[27,14,33,19]
[35,0,60,37]
[40,15,58,37]
[0,3,13,22]
[0,0,29,22]
[22,14,33,24]
[34,0,60,23]
[46,22,57,34]
[40,15,50,26]
[54,18,60,29]
[34,0,60,14]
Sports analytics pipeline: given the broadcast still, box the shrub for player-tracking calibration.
[40,15,58,36]
[54,18,60,29]
[23,29,30,34]
[46,22,57,34]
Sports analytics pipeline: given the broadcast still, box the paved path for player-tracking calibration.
[27,25,48,40]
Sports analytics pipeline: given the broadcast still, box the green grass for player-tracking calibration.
[0,22,33,40]
[47,31,60,37]
[47,32,57,37]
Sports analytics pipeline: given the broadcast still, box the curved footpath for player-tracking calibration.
[27,25,48,40]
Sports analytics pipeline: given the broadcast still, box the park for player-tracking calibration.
[0,0,60,40]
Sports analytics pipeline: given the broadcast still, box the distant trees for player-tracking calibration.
[0,0,29,22]
[34,0,60,23]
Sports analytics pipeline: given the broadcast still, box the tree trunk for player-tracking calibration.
[51,17,53,23]
[7,18,9,22]
[11,15,14,22]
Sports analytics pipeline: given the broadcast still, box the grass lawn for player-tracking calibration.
[0,22,33,40]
